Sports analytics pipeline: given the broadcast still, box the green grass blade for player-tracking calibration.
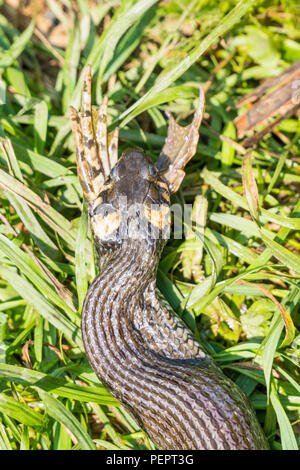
[119,0,258,125]
[270,382,298,450]
[0,265,82,348]
[0,20,35,68]
[0,364,118,406]
[0,393,46,428]
[75,202,89,312]
[37,390,96,450]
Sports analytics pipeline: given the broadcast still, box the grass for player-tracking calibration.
[0,0,299,450]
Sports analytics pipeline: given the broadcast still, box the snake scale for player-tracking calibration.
[70,66,269,450]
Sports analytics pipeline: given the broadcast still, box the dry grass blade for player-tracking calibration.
[242,151,260,223]
[238,280,295,347]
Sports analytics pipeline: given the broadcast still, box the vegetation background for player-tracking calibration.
[0,0,299,450]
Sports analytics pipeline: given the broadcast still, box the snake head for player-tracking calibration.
[89,148,171,245]
[69,65,204,246]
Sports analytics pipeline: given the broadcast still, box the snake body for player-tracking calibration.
[81,150,269,450]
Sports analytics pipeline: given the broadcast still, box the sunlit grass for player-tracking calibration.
[0,0,299,450]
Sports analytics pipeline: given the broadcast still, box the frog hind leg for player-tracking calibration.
[69,65,119,206]
[156,87,205,194]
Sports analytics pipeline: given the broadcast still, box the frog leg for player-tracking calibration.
[69,65,119,206]
[156,88,205,193]
[95,95,119,177]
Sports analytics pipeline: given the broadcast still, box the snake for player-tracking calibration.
[69,66,269,450]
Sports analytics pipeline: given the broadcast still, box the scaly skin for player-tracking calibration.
[70,66,269,450]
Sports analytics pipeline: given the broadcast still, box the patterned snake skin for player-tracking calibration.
[70,68,269,450]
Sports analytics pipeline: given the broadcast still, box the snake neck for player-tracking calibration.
[82,237,209,385]
[82,239,163,379]
[97,238,160,288]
